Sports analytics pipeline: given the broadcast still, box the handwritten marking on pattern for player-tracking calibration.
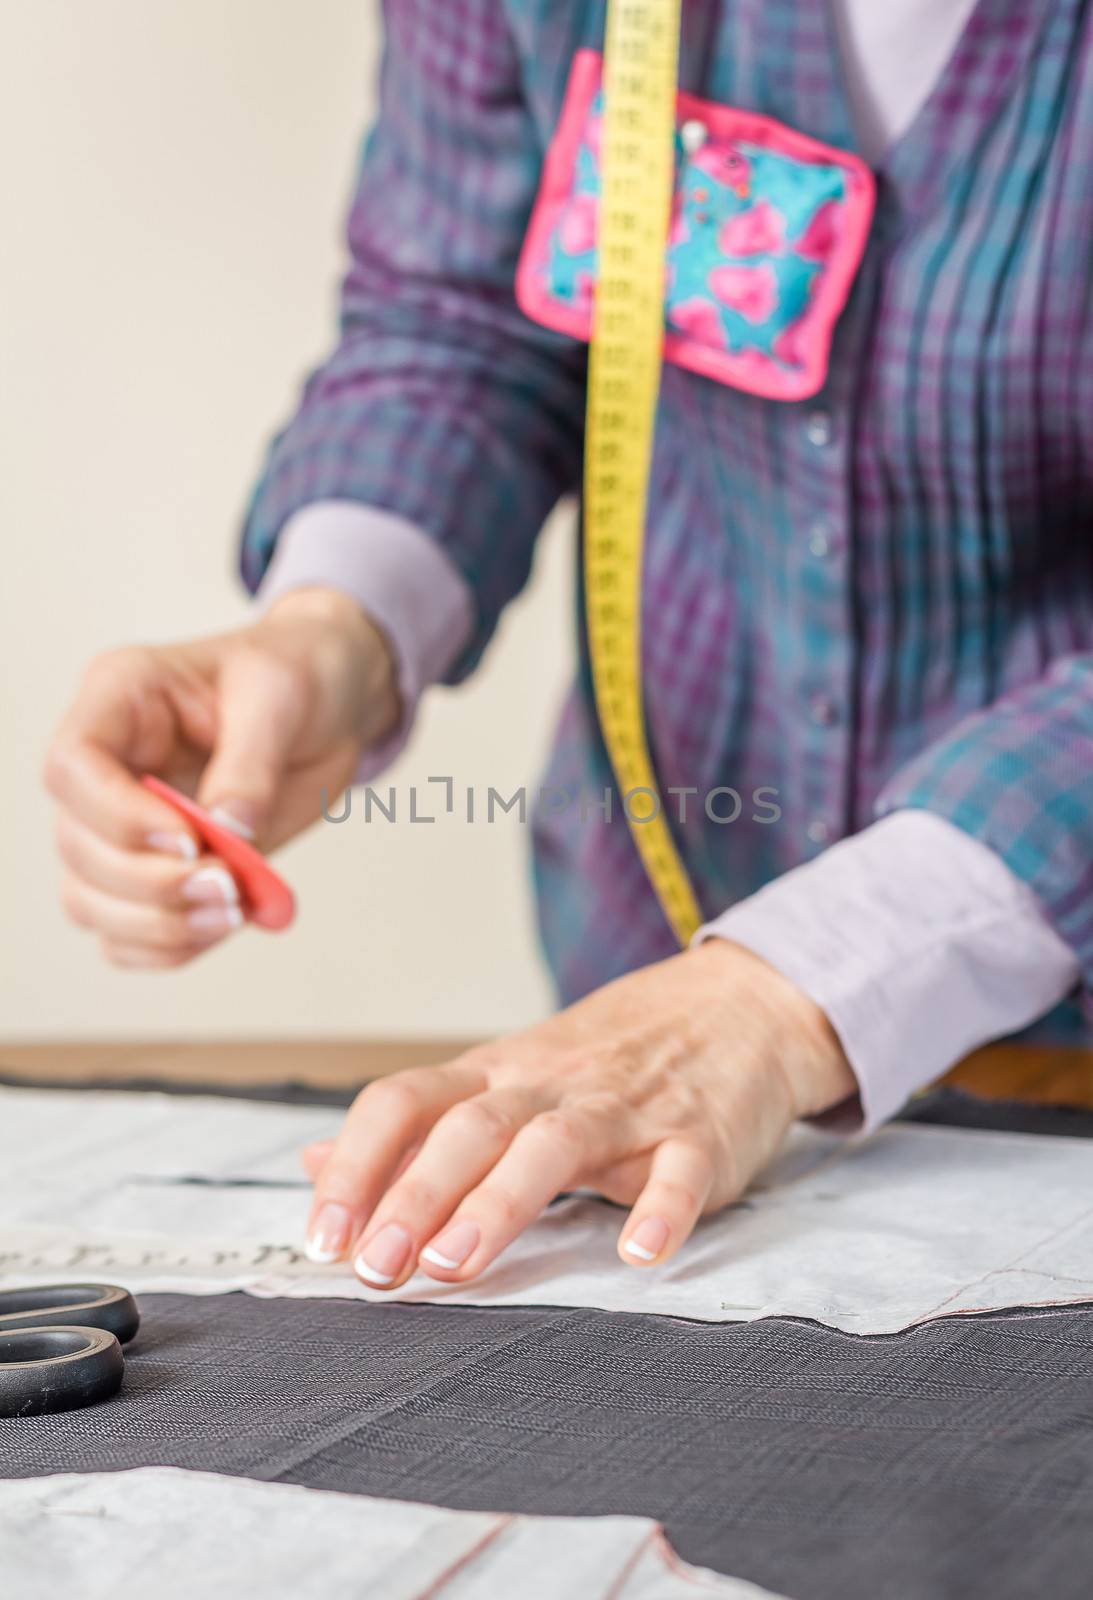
[0,1232,314,1276]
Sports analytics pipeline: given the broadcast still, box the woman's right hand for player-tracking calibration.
[43,587,399,968]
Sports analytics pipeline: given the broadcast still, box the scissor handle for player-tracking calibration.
[0,1326,125,1417]
[0,1284,139,1345]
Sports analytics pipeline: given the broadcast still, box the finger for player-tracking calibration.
[44,651,205,854]
[55,812,242,912]
[61,874,242,950]
[44,735,200,859]
[195,645,311,842]
[302,1135,421,1189]
[418,1099,630,1284]
[582,1150,652,1209]
[304,1063,485,1265]
[350,1087,545,1288]
[617,1138,715,1268]
[301,1141,335,1183]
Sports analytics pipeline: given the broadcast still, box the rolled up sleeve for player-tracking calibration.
[698,811,1079,1133]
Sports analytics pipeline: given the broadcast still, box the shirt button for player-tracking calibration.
[805,410,834,448]
[809,695,838,727]
[808,520,836,558]
[680,119,708,154]
[807,819,831,846]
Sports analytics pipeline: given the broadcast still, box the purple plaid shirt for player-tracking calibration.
[243,0,1093,1120]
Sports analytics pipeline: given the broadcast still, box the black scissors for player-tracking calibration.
[0,1284,140,1418]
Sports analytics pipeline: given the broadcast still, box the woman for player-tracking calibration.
[44,0,1092,1289]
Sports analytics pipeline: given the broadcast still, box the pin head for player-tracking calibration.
[680,119,708,155]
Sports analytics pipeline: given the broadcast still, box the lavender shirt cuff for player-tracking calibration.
[697,811,1079,1135]
[256,502,475,779]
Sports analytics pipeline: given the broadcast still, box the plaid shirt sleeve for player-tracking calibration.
[239,0,586,677]
[876,655,1093,998]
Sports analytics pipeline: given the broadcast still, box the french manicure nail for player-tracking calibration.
[147,831,198,861]
[421,1220,480,1271]
[305,1202,352,1265]
[187,904,244,937]
[181,865,240,906]
[354,1222,412,1286]
[624,1217,670,1263]
[209,804,256,841]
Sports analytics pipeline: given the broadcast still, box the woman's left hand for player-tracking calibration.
[302,941,856,1285]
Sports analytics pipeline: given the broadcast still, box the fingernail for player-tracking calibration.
[624,1217,670,1263]
[354,1222,412,1286]
[305,1202,352,1265]
[187,904,244,937]
[147,831,198,861]
[421,1220,480,1271]
[181,865,240,906]
[208,804,256,841]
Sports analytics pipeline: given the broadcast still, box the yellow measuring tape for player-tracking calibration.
[584,0,702,945]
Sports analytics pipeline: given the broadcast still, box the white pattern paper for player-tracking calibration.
[0,1468,778,1598]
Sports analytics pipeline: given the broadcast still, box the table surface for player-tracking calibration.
[2,1038,1093,1106]
[0,1039,475,1090]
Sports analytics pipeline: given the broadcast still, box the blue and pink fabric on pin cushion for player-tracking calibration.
[517,51,875,400]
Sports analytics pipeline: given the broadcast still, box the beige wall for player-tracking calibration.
[0,0,574,1040]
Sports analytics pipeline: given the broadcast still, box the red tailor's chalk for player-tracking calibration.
[141,774,296,931]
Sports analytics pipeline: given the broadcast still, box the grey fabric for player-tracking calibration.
[898,1084,1093,1139]
[3,1290,1093,1600]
